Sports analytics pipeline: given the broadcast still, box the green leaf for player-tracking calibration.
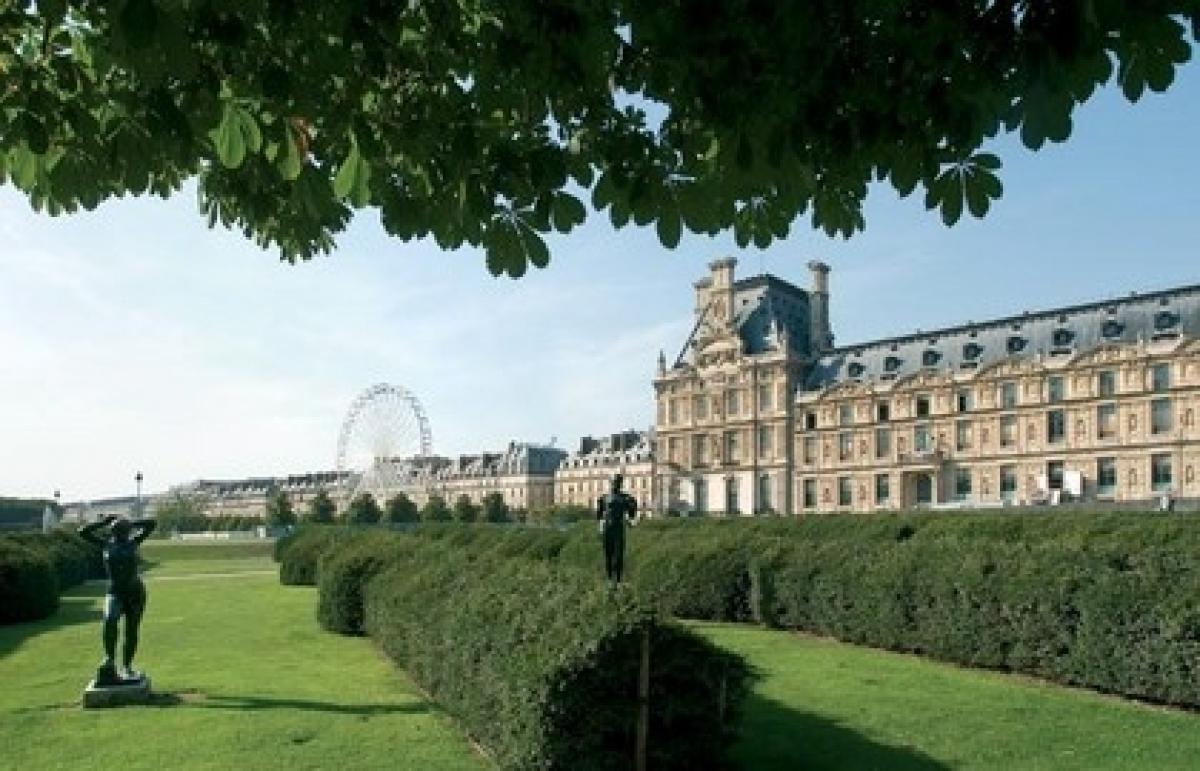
[209,106,246,168]
[551,193,586,233]
[275,124,303,181]
[333,141,371,206]
[656,209,681,249]
[19,113,49,156]
[521,227,550,269]
[119,0,159,51]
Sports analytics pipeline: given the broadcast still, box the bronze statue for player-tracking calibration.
[80,516,157,685]
[596,474,637,584]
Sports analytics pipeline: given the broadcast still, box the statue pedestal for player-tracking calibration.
[82,675,151,708]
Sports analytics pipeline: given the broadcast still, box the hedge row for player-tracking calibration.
[281,511,1200,709]
[0,531,103,624]
[302,529,752,769]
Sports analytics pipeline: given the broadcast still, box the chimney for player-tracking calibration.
[807,260,832,353]
[707,257,737,327]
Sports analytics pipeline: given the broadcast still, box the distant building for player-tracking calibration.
[656,257,1200,513]
[555,430,655,512]
[434,442,567,512]
[170,471,350,519]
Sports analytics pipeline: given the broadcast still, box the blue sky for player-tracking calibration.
[2,65,1198,501]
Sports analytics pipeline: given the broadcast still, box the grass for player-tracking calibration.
[696,622,1200,771]
[0,542,481,770]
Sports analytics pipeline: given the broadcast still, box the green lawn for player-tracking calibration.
[0,544,482,770]
[5,544,1198,770]
[697,623,1200,771]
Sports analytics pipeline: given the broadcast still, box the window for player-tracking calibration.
[874,474,890,506]
[726,390,740,416]
[803,436,817,465]
[1000,465,1017,501]
[1007,336,1026,353]
[847,362,866,378]
[758,383,772,411]
[839,404,852,426]
[876,402,890,422]
[914,425,931,452]
[1152,453,1173,492]
[1000,381,1018,408]
[757,425,773,456]
[916,395,931,418]
[838,477,852,506]
[693,435,708,465]
[1052,328,1074,348]
[1152,398,1173,435]
[875,428,891,459]
[1048,376,1065,403]
[954,468,972,501]
[1000,416,1017,447]
[1102,319,1123,338]
[922,349,940,367]
[758,474,772,512]
[693,395,708,419]
[803,479,816,508]
[956,389,973,412]
[839,432,852,461]
[884,355,902,372]
[963,342,983,361]
[1097,457,1117,496]
[1047,409,1066,444]
[725,477,739,515]
[668,400,679,424]
[1097,404,1117,439]
[1098,370,1116,397]
[1154,310,1180,331]
[668,437,680,463]
[693,478,707,512]
[723,431,739,463]
[804,411,817,431]
[956,420,973,451]
[1048,461,1065,491]
[1152,363,1171,392]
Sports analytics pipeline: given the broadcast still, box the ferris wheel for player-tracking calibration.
[335,383,433,502]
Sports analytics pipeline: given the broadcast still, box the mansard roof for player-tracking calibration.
[803,282,1200,392]
[677,274,813,366]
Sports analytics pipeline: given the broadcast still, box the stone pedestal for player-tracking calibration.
[82,675,152,708]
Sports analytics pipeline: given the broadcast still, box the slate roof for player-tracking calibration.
[678,274,813,365]
[803,283,1200,392]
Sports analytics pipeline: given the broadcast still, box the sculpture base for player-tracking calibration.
[82,675,151,708]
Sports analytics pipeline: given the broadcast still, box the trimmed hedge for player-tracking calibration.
[362,541,752,770]
[274,526,348,586]
[0,531,101,625]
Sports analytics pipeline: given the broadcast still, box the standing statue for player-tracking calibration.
[79,516,157,685]
[596,474,637,585]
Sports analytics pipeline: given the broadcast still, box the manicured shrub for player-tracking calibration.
[0,539,59,624]
[362,543,752,770]
[317,531,418,634]
[275,526,347,586]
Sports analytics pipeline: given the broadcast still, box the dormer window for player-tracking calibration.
[1052,328,1074,348]
[1154,310,1180,331]
[922,349,940,367]
[1102,319,1124,339]
[847,362,866,378]
[962,342,983,361]
[884,356,902,372]
[1006,336,1027,354]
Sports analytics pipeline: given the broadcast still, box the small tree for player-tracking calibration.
[265,488,296,528]
[420,494,452,523]
[385,493,419,524]
[481,493,510,524]
[346,492,382,525]
[453,495,480,523]
[306,489,337,524]
[151,492,207,535]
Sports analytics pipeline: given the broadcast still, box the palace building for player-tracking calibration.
[654,258,1200,514]
[554,430,655,512]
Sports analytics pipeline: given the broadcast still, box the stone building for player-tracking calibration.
[171,471,350,518]
[656,257,1200,514]
[554,430,655,512]
[433,442,567,512]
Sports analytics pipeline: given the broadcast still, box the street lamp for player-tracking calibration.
[135,471,143,517]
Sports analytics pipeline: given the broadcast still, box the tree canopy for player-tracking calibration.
[2,2,1196,276]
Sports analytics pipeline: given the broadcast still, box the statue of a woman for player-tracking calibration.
[79,516,157,684]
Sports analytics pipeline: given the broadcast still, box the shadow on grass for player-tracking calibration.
[149,692,429,717]
[731,692,949,770]
[0,585,105,660]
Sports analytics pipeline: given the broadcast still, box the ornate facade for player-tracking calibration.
[656,257,1200,514]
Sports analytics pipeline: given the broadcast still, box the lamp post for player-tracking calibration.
[135,471,143,518]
